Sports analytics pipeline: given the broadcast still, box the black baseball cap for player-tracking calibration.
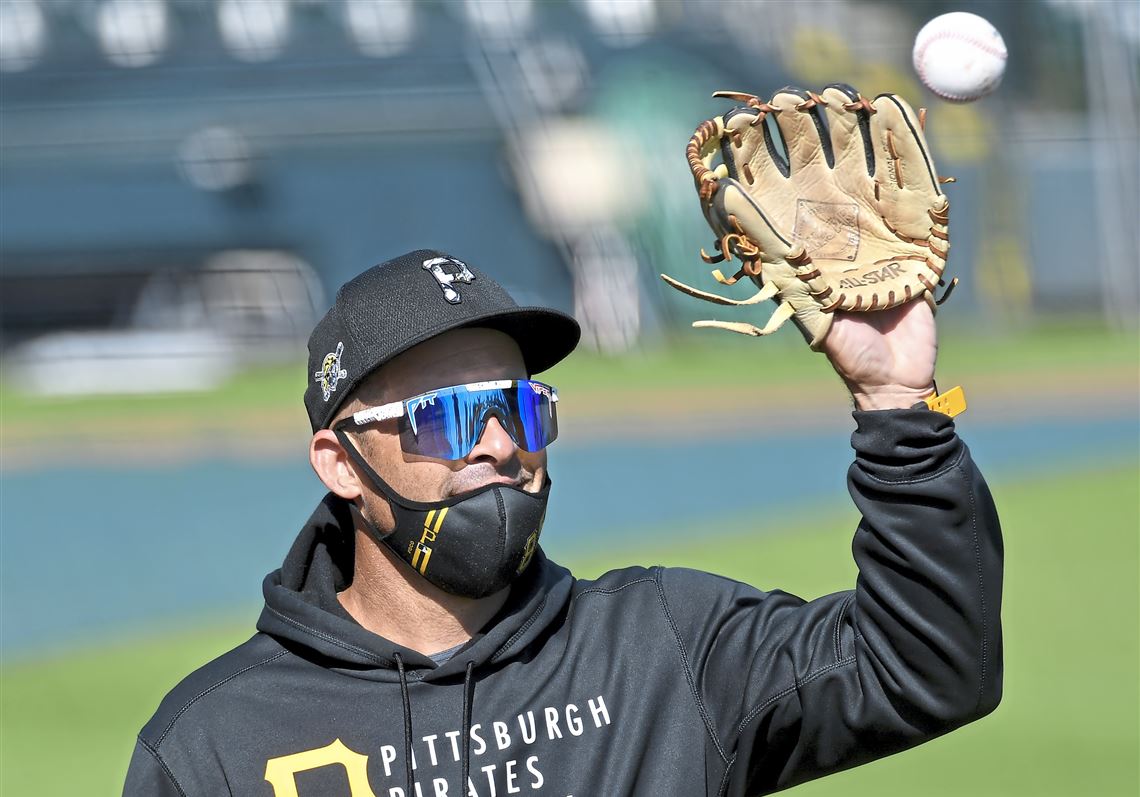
[305,249,581,432]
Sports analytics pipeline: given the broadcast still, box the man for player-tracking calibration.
[124,248,1002,796]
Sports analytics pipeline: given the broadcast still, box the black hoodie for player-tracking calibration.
[124,409,1002,796]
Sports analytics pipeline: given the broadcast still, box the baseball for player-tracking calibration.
[913,12,1007,102]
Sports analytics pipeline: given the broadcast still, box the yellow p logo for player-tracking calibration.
[264,739,377,797]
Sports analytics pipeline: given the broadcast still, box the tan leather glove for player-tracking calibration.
[663,84,955,350]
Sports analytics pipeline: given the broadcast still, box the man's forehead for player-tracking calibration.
[361,328,526,401]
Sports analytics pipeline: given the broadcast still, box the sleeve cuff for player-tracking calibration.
[850,407,961,481]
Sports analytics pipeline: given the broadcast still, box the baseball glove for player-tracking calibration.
[662,84,956,350]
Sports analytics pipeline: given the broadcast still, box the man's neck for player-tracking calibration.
[337,529,509,657]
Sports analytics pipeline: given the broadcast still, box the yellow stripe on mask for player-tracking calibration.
[416,545,432,574]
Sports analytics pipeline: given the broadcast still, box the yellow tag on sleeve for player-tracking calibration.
[924,385,967,417]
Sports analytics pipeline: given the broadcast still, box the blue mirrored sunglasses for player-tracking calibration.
[336,379,559,461]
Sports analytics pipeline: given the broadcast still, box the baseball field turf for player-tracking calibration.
[1,323,1137,794]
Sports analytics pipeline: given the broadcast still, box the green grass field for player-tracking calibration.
[3,460,1136,796]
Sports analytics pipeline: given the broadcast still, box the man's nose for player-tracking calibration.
[466,414,517,464]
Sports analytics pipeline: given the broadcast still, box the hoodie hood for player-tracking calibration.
[256,492,574,682]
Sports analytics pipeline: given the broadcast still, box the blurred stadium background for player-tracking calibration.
[0,0,1137,794]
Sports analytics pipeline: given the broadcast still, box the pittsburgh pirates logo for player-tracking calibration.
[314,342,348,401]
[422,256,476,304]
[264,739,375,797]
[409,507,448,575]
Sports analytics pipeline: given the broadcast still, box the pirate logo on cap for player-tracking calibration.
[314,341,348,401]
[422,256,476,304]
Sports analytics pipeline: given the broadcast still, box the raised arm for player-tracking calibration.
[657,301,1002,793]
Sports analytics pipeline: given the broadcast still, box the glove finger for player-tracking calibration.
[869,93,942,197]
[768,86,833,174]
[719,101,798,243]
[722,107,787,193]
[869,93,946,240]
[820,83,875,178]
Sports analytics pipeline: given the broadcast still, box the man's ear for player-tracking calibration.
[310,429,364,499]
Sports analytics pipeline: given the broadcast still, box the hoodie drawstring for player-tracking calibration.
[461,660,475,792]
[393,653,414,796]
[393,654,476,797]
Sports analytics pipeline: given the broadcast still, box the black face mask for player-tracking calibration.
[334,429,548,599]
